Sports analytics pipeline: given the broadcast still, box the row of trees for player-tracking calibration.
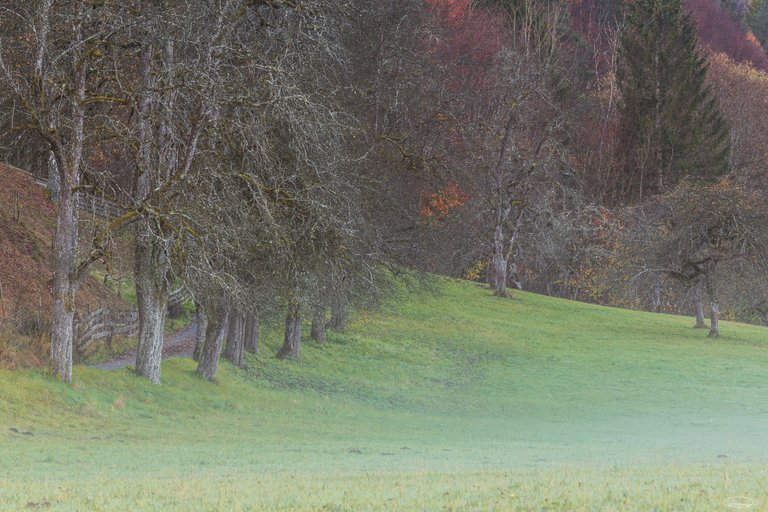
[0,0,439,383]
[2,0,768,382]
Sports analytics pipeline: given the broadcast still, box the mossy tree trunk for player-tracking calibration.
[193,303,207,362]
[134,231,171,385]
[277,302,301,359]
[197,306,230,381]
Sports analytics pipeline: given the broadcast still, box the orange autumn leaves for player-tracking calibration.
[420,182,467,225]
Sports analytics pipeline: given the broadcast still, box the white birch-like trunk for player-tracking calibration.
[708,302,719,338]
[492,224,508,298]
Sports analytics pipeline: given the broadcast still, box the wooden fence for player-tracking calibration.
[8,166,196,348]
[74,288,191,352]
[74,307,139,352]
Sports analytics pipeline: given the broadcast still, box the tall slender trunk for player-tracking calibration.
[225,310,245,368]
[708,302,719,338]
[244,314,259,354]
[490,113,515,298]
[197,307,229,381]
[193,303,207,362]
[134,232,170,384]
[277,302,301,359]
[492,240,508,298]
[311,306,326,344]
[692,284,706,328]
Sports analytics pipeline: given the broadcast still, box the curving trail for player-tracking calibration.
[95,321,198,370]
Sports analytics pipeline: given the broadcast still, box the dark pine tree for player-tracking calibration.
[617,0,730,203]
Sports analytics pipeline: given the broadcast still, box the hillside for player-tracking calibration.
[0,164,131,366]
[3,279,768,510]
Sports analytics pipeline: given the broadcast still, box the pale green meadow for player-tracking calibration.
[3,278,768,510]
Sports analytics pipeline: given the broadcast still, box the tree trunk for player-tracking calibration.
[225,310,245,368]
[50,183,79,383]
[489,113,515,298]
[277,303,301,359]
[651,275,662,313]
[708,302,719,338]
[492,248,508,298]
[311,306,326,344]
[193,303,207,362]
[48,14,87,384]
[329,300,347,332]
[197,307,229,381]
[692,284,706,328]
[244,314,259,354]
[134,232,170,385]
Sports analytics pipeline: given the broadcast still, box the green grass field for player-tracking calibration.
[3,278,768,510]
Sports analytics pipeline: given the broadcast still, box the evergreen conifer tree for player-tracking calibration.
[617,0,730,202]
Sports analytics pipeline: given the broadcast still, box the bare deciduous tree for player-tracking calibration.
[619,179,768,337]
[0,1,138,382]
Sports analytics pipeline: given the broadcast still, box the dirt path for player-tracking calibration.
[95,321,198,370]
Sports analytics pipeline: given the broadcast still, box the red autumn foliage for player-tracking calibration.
[417,0,505,221]
[423,0,504,89]
[685,0,768,70]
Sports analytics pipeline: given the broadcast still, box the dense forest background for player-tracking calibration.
[2,0,768,384]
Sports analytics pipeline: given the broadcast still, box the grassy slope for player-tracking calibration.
[2,278,768,510]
